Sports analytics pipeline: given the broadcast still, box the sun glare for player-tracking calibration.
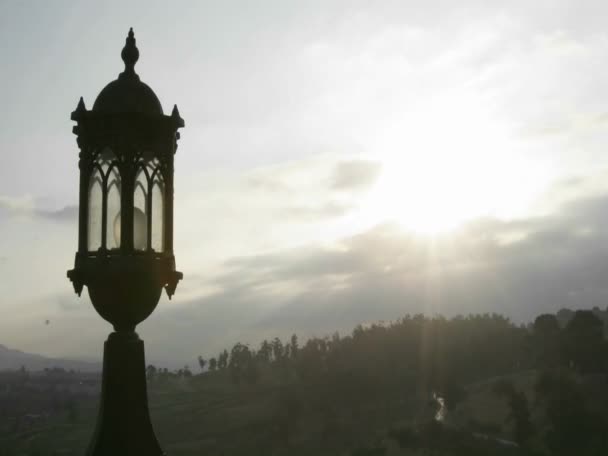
[357,94,552,236]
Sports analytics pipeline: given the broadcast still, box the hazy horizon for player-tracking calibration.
[3,1,608,367]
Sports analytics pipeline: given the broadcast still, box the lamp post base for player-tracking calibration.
[87,331,164,456]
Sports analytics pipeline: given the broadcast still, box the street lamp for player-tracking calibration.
[67,28,183,455]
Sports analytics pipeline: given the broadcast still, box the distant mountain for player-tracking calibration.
[0,344,100,372]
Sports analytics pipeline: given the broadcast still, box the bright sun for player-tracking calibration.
[356,94,552,236]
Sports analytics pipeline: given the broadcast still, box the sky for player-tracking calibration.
[2,0,608,367]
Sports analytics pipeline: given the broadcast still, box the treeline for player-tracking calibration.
[186,314,524,393]
[194,335,300,384]
[173,309,608,394]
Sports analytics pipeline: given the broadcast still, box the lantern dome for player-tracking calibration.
[93,78,162,114]
[92,28,163,115]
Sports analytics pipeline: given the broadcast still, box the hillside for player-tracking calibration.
[0,344,99,372]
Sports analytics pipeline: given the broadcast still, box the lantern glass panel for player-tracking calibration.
[106,167,121,249]
[88,169,103,251]
[151,175,164,252]
[134,168,149,251]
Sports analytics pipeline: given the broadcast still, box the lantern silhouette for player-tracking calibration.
[67,28,183,455]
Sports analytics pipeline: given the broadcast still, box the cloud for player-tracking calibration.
[330,160,382,191]
[0,195,77,223]
[280,202,354,220]
[245,174,290,193]
[34,205,78,222]
[0,195,34,212]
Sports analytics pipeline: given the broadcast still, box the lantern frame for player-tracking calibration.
[67,29,183,331]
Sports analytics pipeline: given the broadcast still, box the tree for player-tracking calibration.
[296,338,327,380]
[533,314,560,337]
[290,334,299,359]
[562,310,605,373]
[198,356,207,372]
[272,337,284,362]
[533,314,561,367]
[218,349,229,369]
[209,357,217,371]
[257,339,272,363]
[229,343,257,384]
[284,344,291,360]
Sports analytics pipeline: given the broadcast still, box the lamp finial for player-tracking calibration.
[120,27,139,79]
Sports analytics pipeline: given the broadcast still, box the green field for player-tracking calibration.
[2,369,523,456]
